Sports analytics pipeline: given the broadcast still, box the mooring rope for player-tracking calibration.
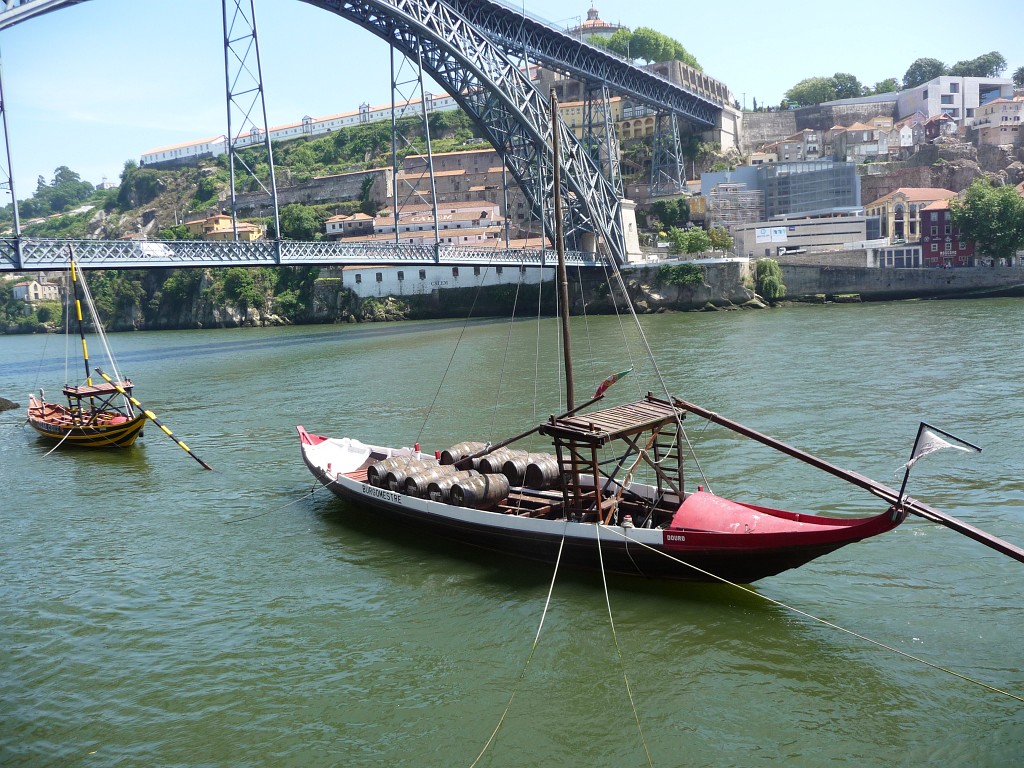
[469,529,569,768]
[594,521,656,766]
[597,525,1024,703]
[40,423,76,456]
[415,266,492,446]
[223,478,340,524]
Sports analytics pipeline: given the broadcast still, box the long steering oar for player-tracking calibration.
[94,368,213,470]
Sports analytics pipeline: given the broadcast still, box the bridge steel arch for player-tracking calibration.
[300,0,623,262]
[1,0,628,264]
[443,0,725,126]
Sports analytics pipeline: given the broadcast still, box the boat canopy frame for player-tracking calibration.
[60,380,135,424]
[540,394,687,525]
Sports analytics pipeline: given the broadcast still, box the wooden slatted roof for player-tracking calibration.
[540,395,682,446]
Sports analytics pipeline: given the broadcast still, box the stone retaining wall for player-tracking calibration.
[780,264,1024,300]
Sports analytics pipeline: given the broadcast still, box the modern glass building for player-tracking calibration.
[701,160,861,224]
[761,161,861,218]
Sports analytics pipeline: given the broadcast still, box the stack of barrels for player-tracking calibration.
[364,442,563,509]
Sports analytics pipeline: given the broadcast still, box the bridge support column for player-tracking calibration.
[222,0,280,242]
[650,112,685,197]
[0,50,20,240]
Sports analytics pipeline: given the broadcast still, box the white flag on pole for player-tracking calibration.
[900,425,981,472]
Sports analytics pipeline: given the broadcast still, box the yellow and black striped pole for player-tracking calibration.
[94,369,213,470]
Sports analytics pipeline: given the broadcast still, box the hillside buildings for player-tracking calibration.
[863,188,957,244]
[919,199,974,267]
[11,278,59,303]
[184,214,264,241]
[971,97,1023,146]
[326,200,506,247]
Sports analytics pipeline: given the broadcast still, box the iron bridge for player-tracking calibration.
[0,238,599,272]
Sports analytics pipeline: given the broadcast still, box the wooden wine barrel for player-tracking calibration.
[403,464,461,497]
[427,470,481,503]
[367,455,419,487]
[477,448,528,475]
[524,454,562,489]
[439,441,487,465]
[449,473,510,509]
[384,459,439,492]
[502,452,553,486]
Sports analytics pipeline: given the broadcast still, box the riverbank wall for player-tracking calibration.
[7,261,1024,334]
[780,264,1024,301]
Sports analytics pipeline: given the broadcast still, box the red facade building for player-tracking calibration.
[919,199,974,267]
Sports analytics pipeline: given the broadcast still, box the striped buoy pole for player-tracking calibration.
[94,368,213,470]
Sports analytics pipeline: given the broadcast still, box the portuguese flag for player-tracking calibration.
[594,368,633,398]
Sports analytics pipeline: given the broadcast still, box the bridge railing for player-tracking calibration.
[0,238,603,271]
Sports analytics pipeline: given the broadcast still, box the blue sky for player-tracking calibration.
[1,0,1021,200]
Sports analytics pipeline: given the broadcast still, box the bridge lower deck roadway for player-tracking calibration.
[0,238,604,272]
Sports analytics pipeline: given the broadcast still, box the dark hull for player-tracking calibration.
[301,443,900,584]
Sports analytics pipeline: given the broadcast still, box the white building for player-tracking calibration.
[971,97,1023,146]
[12,279,60,303]
[731,215,869,259]
[141,93,461,167]
[340,263,552,299]
[896,76,1013,126]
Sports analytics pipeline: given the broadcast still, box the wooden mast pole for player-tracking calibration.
[67,247,92,387]
[549,88,574,412]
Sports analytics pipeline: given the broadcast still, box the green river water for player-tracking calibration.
[1,299,1021,767]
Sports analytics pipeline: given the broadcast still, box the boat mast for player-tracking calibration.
[68,249,92,387]
[549,88,575,411]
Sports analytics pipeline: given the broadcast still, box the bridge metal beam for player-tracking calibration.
[441,0,723,127]
[222,0,281,246]
[0,0,87,30]
[2,0,630,265]
[302,0,625,263]
[0,237,600,271]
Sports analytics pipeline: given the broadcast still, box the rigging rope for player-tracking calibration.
[532,257,545,425]
[597,257,644,402]
[594,522,655,767]
[601,259,715,491]
[488,266,525,440]
[596,525,1024,704]
[415,264,491,446]
[469,529,568,768]
[224,479,339,524]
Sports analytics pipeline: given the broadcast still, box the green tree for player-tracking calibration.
[597,29,633,58]
[278,203,325,241]
[830,72,864,100]
[629,27,669,64]
[657,263,704,286]
[222,267,265,311]
[948,51,1006,78]
[903,57,946,88]
[785,77,837,106]
[707,227,733,252]
[667,226,712,256]
[1014,66,1024,88]
[870,77,900,94]
[193,176,220,206]
[594,27,700,67]
[648,198,689,228]
[949,179,1024,265]
[755,258,787,302]
[16,166,94,217]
